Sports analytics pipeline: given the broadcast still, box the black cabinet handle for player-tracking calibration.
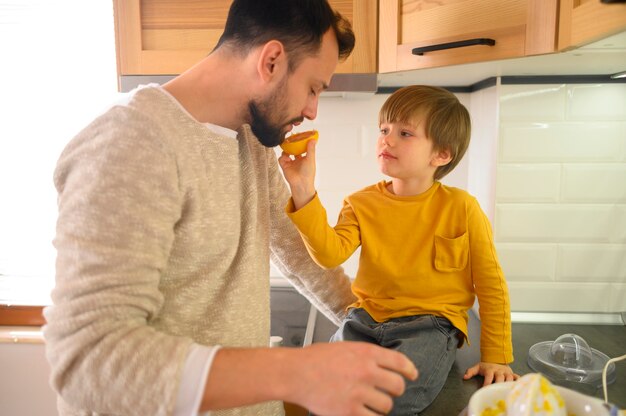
[412,38,496,56]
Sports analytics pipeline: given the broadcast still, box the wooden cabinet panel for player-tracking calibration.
[558,0,626,51]
[114,0,377,77]
[378,0,557,73]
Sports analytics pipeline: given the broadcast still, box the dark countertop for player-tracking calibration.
[312,310,626,415]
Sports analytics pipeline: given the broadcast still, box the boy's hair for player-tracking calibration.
[379,85,471,180]
[214,0,355,72]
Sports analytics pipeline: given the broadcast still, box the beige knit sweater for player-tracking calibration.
[43,85,355,416]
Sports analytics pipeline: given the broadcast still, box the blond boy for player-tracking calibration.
[279,85,518,414]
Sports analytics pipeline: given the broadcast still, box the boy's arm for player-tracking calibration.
[278,139,361,268]
[466,197,514,364]
[278,138,318,209]
[464,198,519,385]
[285,195,361,268]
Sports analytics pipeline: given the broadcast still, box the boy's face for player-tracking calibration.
[376,120,448,182]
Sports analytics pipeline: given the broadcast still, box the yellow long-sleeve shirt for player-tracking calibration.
[287,180,514,364]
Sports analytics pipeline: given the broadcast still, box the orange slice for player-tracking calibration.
[280,130,319,155]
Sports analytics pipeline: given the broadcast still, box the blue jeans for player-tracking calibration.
[331,308,459,415]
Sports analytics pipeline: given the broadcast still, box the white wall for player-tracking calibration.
[495,83,626,313]
[0,340,57,416]
[467,84,500,224]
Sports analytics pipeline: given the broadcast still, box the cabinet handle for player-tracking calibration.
[412,38,496,56]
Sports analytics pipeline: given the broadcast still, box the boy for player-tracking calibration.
[279,85,518,414]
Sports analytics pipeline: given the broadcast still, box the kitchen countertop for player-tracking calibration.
[312,310,626,415]
[0,326,44,344]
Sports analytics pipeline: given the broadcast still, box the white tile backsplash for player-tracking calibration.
[499,122,625,163]
[608,283,626,311]
[507,281,616,312]
[499,84,567,121]
[558,244,626,282]
[495,204,617,243]
[568,84,626,120]
[561,164,626,203]
[496,243,557,281]
[496,164,560,202]
[496,82,626,313]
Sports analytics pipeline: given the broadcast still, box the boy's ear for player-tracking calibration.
[432,148,453,167]
[257,40,286,84]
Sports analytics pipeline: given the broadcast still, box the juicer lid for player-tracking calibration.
[527,333,616,388]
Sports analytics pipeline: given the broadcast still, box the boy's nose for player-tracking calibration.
[382,134,394,146]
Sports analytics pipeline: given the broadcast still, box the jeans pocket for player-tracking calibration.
[431,316,459,350]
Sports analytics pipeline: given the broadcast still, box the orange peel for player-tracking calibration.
[280,130,319,155]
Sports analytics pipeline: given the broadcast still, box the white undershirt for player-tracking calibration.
[173,344,221,416]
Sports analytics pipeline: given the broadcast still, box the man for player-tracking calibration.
[44,1,417,415]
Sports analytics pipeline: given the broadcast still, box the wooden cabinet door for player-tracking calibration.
[114,0,377,76]
[379,0,558,73]
[558,0,626,51]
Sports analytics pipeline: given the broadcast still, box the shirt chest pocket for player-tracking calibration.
[434,232,469,272]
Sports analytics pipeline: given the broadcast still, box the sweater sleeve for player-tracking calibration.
[266,154,356,325]
[43,108,193,416]
[467,197,514,364]
[286,195,361,269]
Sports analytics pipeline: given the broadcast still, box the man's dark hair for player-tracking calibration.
[214,0,355,71]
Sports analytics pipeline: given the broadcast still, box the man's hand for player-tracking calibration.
[201,342,417,416]
[463,362,519,386]
[290,342,418,416]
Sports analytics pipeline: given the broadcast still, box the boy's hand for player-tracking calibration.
[278,139,317,209]
[463,362,519,386]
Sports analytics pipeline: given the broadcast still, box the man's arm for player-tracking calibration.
[200,342,418,416]
[268,143,356,325]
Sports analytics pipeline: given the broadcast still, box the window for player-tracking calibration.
[0,0,120,307]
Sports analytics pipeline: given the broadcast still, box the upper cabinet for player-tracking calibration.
[113,0,626,84]
[113,0,378,77]
[558,0,626,51]
[379,0,559,73]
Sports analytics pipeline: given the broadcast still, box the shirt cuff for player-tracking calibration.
[173,343,221,416]
[285,192,319,214]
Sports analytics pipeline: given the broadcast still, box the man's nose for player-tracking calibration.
[302,95,319,120]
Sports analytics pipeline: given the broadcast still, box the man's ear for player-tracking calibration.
[432,148,453,167]
[257,40,286,83]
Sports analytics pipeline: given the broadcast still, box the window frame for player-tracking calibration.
[0,305,45,326]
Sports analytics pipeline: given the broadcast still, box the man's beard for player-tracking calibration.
[248,100,286,148]
[248,75,302,148]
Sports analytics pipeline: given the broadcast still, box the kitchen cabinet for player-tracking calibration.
[113,0,377,79]
[558,0,626,51]
[378,0,559,73]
